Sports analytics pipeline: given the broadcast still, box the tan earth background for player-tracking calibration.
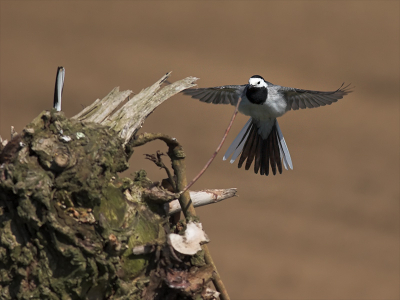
[1,2,399,299]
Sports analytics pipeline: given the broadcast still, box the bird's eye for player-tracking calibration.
[257,81,260,84]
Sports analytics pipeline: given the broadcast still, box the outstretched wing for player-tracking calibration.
[278,83,353,110]
[182,85,246,106]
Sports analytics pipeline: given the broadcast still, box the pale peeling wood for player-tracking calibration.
[103,72,198,144]
[73,73,198,145]
[72,98,101,120]
[165,188,238,215]
[90,89,133,123]
[0,136,7,149]
[72,87,133,122]
[10,126,18,139]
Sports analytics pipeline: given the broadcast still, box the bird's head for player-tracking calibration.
[248,75,267,88]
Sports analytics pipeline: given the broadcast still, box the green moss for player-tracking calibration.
[93,184,127,229]
[190,250,206,267]
[0,268,11,284]
[119,210,161,279]
[16,246,34,266]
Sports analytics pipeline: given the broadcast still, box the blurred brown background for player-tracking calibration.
[1,2,398,299]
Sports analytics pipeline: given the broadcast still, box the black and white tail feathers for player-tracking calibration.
[223,119,293,176]
[53,66,65,112]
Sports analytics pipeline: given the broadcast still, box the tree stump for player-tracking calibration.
[0,74,232,300]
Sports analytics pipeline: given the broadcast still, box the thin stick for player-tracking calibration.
[203,244,229,300]
[181,97,242,194]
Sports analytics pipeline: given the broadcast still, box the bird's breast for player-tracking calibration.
[239,92,287,120]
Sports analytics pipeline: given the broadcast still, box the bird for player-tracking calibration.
[183,75,352,176]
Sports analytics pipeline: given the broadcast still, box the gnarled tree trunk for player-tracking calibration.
[0,74,232,300]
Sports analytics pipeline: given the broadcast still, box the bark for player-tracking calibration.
[0,74,225,300]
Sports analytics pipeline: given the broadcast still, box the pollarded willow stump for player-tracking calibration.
[0,74,235,300]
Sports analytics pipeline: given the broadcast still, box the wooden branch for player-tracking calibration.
[104,73,198,144]
[72,72,198,146]
[166,188,238,215]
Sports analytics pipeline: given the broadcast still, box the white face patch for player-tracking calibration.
[249,77,267,88]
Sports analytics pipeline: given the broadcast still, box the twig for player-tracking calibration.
[181,97,242,194]
[145,151,177,192]
[129,132,196,218]
[203,244,229,299]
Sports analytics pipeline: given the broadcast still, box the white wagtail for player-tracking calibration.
[183,75,352,176]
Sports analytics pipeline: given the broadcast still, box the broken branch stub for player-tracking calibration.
[72,87,133,123]
[73,72,198,146]
[109,73,197,144]
[166,188,238,215]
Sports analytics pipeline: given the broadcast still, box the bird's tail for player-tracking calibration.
[53,66,65,112]
[223,119,293,176]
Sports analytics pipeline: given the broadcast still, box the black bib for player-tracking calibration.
[246,86,268,105]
